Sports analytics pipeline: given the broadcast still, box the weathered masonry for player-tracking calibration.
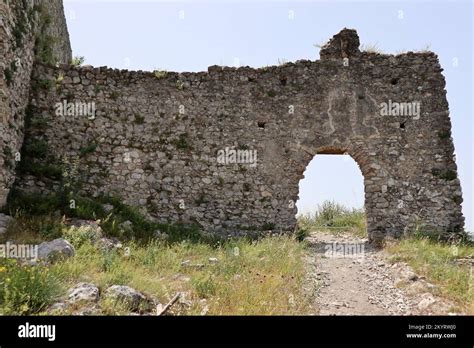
[0,1,465,242]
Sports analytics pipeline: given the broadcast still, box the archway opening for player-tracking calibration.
[296,153,367,237]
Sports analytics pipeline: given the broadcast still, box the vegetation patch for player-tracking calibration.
[386,236,473,314]
[153,70,167,79]
[79,143,98,157]
[298,200,367,237]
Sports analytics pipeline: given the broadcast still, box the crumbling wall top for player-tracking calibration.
[320,28,361,59]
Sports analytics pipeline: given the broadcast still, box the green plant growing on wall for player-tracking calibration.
[3,146,14,169]
[440,170,457,181]
[71,56,85,67]
[134,114,145,125]
[55,73,64,85]
[24,139,48,158]
[218,177,225,187]
[360,43,383,53]
[33,4,58,65]
[36,79,53,90]
[176,80,185,90]
[29,117,49,129]
[4,61,18,86]
[110,91,120,101]
[4,68,13,86]
[438,130,451,140]
[79,143,98,157]
[11,1,31,51]
[58,155,82,214]
[173,134,190,150]
[153,70,167,79]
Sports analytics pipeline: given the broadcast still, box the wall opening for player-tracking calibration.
[296,153,367,236]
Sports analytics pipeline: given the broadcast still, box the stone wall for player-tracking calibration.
[13,29,464,242]
[0,0,71,207]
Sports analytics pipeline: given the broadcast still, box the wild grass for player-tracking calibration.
[0,230,312,315]
[1,191,313,315]
[386,236,473,314]
[297,200,367,237]
[3,191,210,244]
[52,235,311,315]
[360,43,383,53]
[0,259,63,315]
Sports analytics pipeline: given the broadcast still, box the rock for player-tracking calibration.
[37,238,75,261]
[404,271,418,281]
[403,270,418,281]
[208,257,219,263]
[67,219,103,241]
[72,305,100,316]
[102,203,114,213]
[95,237,122,251]
[119,220,133,232]
[172,273,191,282]
[69,219,102,232]
[0,213,13,235]
[104,285,153,312]
[154,230,169,240]
[199,299,209,315]
[180,260,205,269]
[417,293,436,311]
[47,302,69,314]
[67,283,99,303]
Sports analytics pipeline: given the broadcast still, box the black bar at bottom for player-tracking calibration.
[0,315,472,346]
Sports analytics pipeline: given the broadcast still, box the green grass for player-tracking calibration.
[79,143,98,157]
[0,259,63,315]
[386,237,473,314]
[153,70,168,79]
[4,191,209,245]
[297,200,367,237]
[71,56,85,67]
[59,235,311,315]
[1,188,314,315]
[0,225,312,315]
[360,43,383,53]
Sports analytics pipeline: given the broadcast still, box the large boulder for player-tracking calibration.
[68,283,100,303]
[0,213,13,235]
[37,238,75,261]
[104,285,153,312]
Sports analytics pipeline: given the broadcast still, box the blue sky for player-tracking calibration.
[63,0,473,232]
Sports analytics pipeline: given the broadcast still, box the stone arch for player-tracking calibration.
[294,143,380,240]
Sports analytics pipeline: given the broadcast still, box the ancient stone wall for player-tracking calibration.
[0,0,71,207]
[13,29,464,242]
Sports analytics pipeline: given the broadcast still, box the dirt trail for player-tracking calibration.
[305,231,460,315]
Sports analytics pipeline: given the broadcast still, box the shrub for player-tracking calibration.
[153,70,167,79]
[193,275,217,298]
[71,56,85,67]
[0,259,62,315]
[298,200,367,236]
[63,225,102,249]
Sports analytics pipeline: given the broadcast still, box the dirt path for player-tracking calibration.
[305,231,460,315]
